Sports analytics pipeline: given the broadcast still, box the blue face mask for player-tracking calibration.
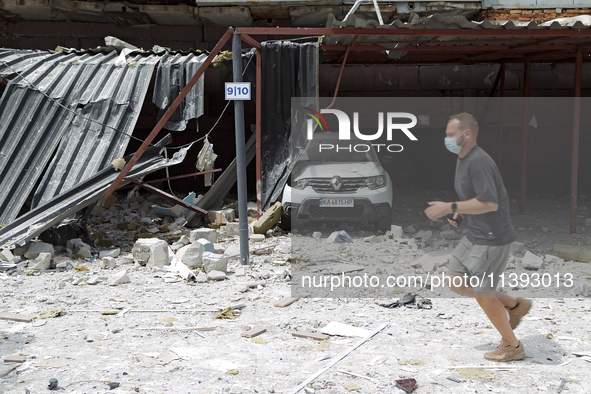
[445,129,467,154]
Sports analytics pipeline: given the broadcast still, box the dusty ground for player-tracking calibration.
[1,190,590,394]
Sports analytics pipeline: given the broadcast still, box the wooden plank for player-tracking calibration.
[0,312,36,322]
[4,355,26,363]
[241,326,266,338]
[274,297,299,308]
[292,331,329,341]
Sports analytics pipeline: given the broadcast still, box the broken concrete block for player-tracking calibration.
[107,270,131,286]
[77,247,92,259]
[551,244,591,263]
[99,248,120,258]
[390,225,404,239]
[86,275,101,285]
[189,228,217,244]
[132,238,169,268]
[24,242,54,259]
[193,239,213,253]
[196,272,208,283]
[0,249,14,262]
[326,231,353,244]
[213,243,225,254]
[363,235,379,243]
[522,251,544,270]
[117,255,134,265]
[312,231,322,240]
[202,252,228,273]
[101,257,116,269]
[226,222,240,236]
[403,225,415,234]
[250,234,265,242]
[247,202,259,217]
[181,242,205,268]
[175,244,191,261]
[31,252,52,271]
[572,284,589,297]
[207,270,227,281]
[511,242,526,253]
[415,230,432,239]
[208,208,235,224]
[253,201,282,234]
[544,255,564,264]
[440,230,460,240]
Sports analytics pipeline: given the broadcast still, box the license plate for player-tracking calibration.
[319,198,354,207]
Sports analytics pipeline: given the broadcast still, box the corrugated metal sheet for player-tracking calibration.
[0,47,206,226]
[152,52,208,131]
[0,49,159,224]
[0,135,189,249]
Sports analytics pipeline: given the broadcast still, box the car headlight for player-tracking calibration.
[292,179,309,190]
[365,175,386,190]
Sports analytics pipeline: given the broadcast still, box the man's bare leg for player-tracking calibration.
[447,275,519,346]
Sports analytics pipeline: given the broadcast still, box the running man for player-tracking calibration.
[424,112,532,362]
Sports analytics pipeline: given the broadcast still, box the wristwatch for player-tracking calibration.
[451,202,457,213]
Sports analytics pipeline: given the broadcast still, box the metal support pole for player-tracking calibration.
[233,32,250,265]
[519,57,530,214]
[497,61,506,171]
[570,49,582,234]
[256,48,263,217]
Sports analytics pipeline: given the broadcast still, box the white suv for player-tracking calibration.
[281,132,393,232]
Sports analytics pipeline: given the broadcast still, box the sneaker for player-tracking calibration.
[506,298,532,329]
[484,339,525,362]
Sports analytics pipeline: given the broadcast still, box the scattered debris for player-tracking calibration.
[380,293,432,309]
[4,354,26,363]
[215,307,237,320]
[292,331,329,341]
[274,297,299,308]
[320,322,371,338]
[326,230,353,244]
[38,309,65,319]
[395,378,417,393]
[241,327,267,338]
[0,312,36,322]
[253,201,282,234]
[48,378,59,390]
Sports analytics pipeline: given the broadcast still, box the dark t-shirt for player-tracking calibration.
[454,146,517,246]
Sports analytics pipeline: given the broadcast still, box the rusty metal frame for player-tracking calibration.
[124,179,208,217]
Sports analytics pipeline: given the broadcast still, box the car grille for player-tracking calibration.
[309,178,366,193]
[308,205,365,218]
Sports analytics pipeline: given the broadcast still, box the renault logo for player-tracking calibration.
[331,176,343,191]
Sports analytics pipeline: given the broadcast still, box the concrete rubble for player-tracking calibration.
[0,191,589,393]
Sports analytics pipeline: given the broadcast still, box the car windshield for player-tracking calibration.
[298,138,379,163]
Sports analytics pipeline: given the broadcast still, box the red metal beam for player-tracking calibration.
[570,49,582,234]
[326,35,358,110]
[103,27,234,200]
[138,169,222,185]
[236,27,591,38]
[256,47,262,217]
[498,62,506,172]
[241,33,261,49]
[124,180,208,217]
[519,57,531,214]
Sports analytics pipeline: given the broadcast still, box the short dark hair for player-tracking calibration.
[448,112,479,138]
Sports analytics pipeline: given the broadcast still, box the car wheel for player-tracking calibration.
[279,214,291,231]
[376,208,392,233]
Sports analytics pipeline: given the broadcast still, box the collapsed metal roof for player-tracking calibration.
[0,135,189,249]
[320,12,591,64]
[0,47,206,226]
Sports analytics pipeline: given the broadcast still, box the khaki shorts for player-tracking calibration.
[447,236,511,292]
